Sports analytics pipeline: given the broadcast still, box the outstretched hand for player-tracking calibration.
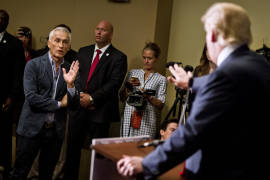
[167,64,192,89]
[63,60,79,88]
[117,155,144,177]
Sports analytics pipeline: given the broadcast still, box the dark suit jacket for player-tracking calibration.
[78,44,127,123]
[16,53,79,140]
[142,45,270,180]
[0,32,25,103]
[184,75,209,175]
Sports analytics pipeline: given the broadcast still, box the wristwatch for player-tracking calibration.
[89,95,94,105]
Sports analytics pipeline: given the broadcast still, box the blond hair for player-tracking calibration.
[201,2,252,46]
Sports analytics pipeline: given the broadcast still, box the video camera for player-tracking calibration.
[165,61,182,68]
[125,81,156,108]
[166,62,194,94]
[166,62,194,72]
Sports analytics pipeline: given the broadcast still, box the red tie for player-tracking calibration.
[85,49,102,89]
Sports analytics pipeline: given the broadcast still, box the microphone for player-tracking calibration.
[137,139,165,148]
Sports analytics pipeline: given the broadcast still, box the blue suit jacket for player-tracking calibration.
[16,53,79,140]
[142,45,270,180]
[185,75,209,175]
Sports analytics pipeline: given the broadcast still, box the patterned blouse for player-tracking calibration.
[121,69,167,138]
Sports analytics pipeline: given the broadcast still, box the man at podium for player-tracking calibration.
[117,2,269,180]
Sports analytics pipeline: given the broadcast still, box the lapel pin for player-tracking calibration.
[106,53,109,56]
[3,40,6,43]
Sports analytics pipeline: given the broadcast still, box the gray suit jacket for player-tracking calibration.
[16,53,79,140]
[142,45,270,180]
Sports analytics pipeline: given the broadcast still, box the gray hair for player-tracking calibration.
[48,27,71,43]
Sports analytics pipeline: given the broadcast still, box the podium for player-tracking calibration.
[90,136,184,180]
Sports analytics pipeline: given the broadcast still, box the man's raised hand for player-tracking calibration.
[63,60,79,88]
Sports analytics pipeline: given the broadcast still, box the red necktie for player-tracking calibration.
[85,49,102,89]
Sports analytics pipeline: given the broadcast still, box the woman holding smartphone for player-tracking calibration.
[120,42,167,138]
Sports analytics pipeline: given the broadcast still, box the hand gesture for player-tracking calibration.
[167,64,192,89]
[63,60,79,88]
[117,155,143,177]
[129,77,140,87]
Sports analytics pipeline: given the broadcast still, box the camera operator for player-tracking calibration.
[120,42,167,138]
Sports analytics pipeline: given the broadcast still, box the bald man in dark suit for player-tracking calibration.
[64,20,127,180]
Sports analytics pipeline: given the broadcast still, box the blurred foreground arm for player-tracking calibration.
[167,64,192,90]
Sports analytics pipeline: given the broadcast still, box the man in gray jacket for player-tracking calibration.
[10,27,80,180]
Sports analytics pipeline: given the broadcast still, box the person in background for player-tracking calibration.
[159,118,178,141]
[117,2,270,179]
[13,27,38,143]
[120,42,167,138]
[15,26,38,62]
[64,20,127,180]
[0,9,25,179]
[193,44,216,77]
[10,27,80,180]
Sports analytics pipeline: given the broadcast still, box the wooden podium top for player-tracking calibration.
[92,141,184,180]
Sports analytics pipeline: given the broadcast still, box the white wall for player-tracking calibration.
[2,0,159,72]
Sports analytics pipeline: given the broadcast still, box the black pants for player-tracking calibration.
[0,109,13,178]
[10,125,63,180]
[64,111,110,180]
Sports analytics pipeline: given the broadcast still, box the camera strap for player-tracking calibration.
[141,72,155,90]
